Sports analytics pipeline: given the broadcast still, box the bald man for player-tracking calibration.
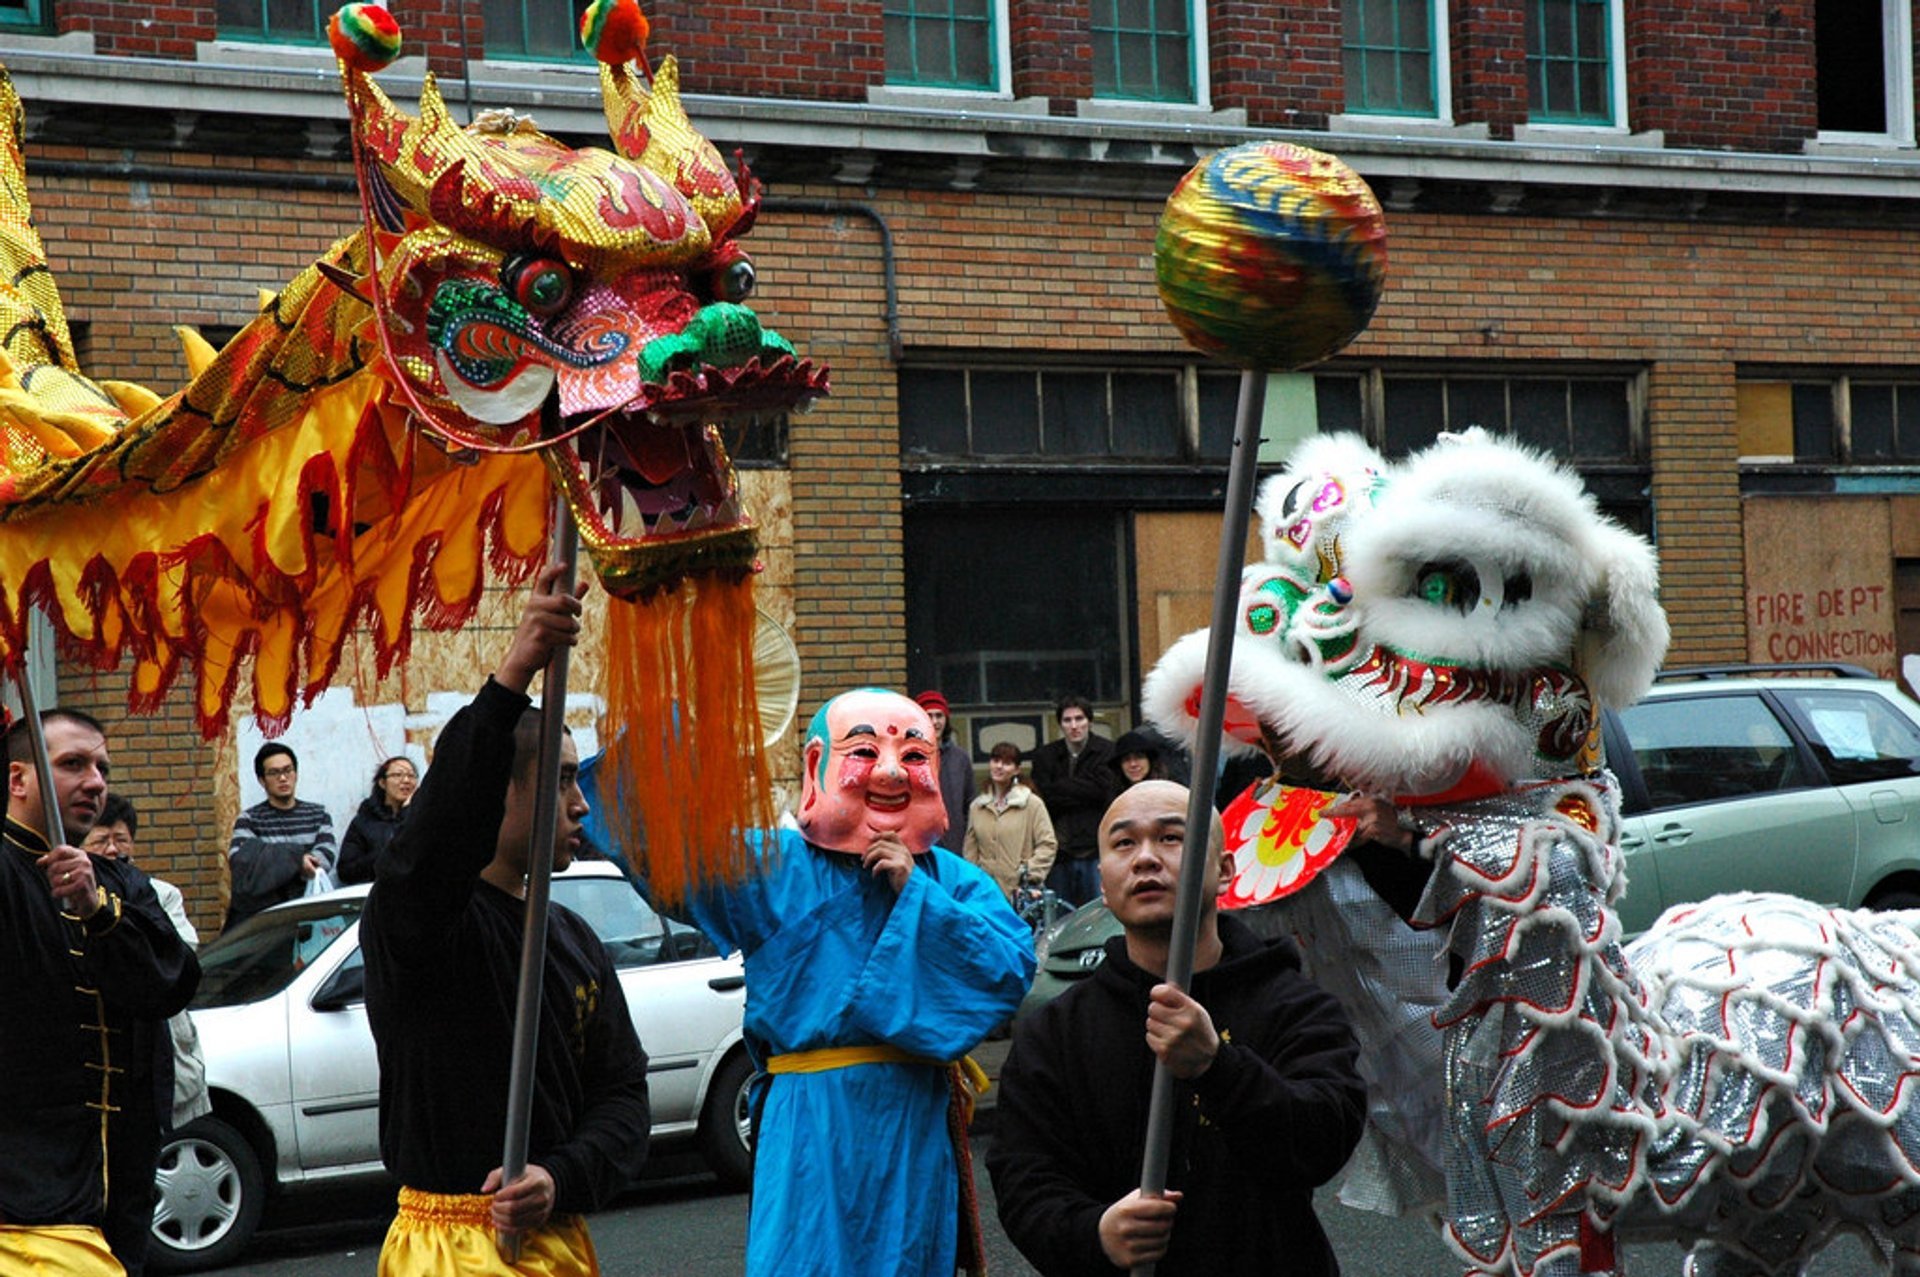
[688,688,1035,1277]
[988,780,1365,1276]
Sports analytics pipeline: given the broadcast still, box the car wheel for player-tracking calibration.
[698,1050,755,1190]
[147,1115,266,1274]
[1869,888,1920,912]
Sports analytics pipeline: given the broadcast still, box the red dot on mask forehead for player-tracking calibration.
[887,724,898,735]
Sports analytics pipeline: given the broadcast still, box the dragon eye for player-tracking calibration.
[1413,561,1479,612]
[713,259,756,303]
[502,254,574,318]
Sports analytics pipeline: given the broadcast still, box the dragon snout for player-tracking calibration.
[639,302,794,384]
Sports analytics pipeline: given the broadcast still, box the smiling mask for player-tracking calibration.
[797,689,947,855]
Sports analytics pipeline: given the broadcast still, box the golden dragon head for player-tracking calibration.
[329,0,827,598]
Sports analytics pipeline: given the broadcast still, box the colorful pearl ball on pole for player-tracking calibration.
[1155,142,1388,371]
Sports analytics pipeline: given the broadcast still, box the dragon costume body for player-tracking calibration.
[0,1,824,892]
[1145,430,1920,1276]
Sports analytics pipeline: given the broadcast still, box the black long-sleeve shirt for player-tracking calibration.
[0,817,199,1227]
[988,914,1367,1276]
[359,677,650,1211]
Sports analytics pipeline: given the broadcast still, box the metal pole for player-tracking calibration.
[1131,368,1266,1276]
[14,651,64,849]
[497,506,580,1260]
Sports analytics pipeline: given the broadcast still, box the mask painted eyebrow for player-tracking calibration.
[839,724,879,742]
[903,727,932,742]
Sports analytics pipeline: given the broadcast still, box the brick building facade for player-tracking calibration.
[5,0,1919,926]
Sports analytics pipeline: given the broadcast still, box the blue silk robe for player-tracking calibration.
[690,828,1035,1276]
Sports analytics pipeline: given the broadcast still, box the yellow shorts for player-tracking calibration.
[377,1187,600,1277]
[0,1224,125,1275]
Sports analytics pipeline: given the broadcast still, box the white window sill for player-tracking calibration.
[1330,113,1486,140]
[1806,132,1917,155]
[866,85,1034,113]
[0,29,93,54]
[1077,99,1245,127]
[1513,122,1662,148]
[196,39,427,81]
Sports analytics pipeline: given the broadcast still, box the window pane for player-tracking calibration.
[1781,688,1920,785]
[971,371,1040,454]
[1793,383,1838,461]
[523,2,581,57]
[1569,381,1632,460]
[1092,37,1119,92]
[1402,52,1435,112]
[906,509,1127,705]
[1197,373,1240,460]
[1155,0,1189,31]
[1316,374,1364,435]
[1447,379,1507,433]
[1897,385,1920,460]
[953,19,993,85]
[1116,0,1152,26]
[1156,37,1193,99]
[1576,62,1608,120]
[1112,373,1182,458]
[1382,377,1443,456]
[900,369,970,456]
[265,0,317,39]
[216,0,259,32]
[1816,0,1890,132]
[915,15,954,81]
[1043,373,1110,455]
[1401,0,1432,50]
[1617,694,1811,810]
[1510,379,1568,455]
[884,14,913,73]
[1118,34,1155,92]
[1854,383,1896,461]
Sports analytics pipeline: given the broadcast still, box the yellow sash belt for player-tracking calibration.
[765,1045,991,1114]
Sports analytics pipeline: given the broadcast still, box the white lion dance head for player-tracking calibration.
[1145,428,1670,801]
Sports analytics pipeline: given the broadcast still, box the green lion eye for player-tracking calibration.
[1413,561,1479,612]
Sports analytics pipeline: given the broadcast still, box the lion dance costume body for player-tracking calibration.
[1147,429,1920,1276]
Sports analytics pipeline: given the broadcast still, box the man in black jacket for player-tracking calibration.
[988,780,1366,1276]
[1026,695,1119,907]
[360,567,650,1275]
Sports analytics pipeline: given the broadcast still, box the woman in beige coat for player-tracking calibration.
[963,741,1058,899]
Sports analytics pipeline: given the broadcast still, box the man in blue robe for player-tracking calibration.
[689,688,1035,1276]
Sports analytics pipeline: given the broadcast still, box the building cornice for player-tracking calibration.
[8,50,1920,216]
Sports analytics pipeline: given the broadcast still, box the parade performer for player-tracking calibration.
[989,780,1365,1277]
[359,568,650,1277]
[0,710,198,1277]
[688,689,1035,1276]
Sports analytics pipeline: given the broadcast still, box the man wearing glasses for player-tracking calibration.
[223,742,337,931]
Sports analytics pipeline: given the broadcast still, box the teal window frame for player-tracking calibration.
[884,0,1000,91]
[214,0,328,44]
[483,0,594,63]
[1524,0,1615,125]
[1342,0,1439,117]
[0,0,47,31]
[1090,0,1197,104]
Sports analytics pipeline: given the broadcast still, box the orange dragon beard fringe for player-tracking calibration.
[600,570,772,904]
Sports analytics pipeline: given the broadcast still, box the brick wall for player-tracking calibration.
[1451,0,1529,139]
[58,0,533,76]
[1010,0,1092,108]
[1628,1,1817,150]
[644,0,883,101]
[1211,2,1343,130]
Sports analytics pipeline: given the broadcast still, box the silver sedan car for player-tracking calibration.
[150,861,751,1272]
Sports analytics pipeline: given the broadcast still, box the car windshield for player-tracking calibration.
[552,874,719,966]
[192,902,361,1010]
